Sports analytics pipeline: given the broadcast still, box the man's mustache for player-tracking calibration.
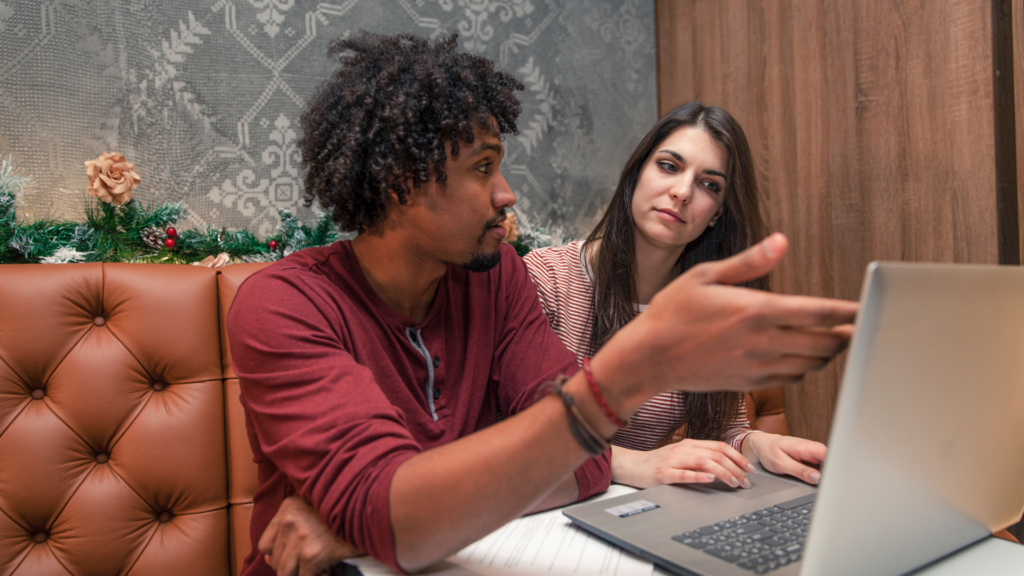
[485,211,507,230]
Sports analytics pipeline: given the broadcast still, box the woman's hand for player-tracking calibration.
[611,440,756,490]
[742,431,826,485]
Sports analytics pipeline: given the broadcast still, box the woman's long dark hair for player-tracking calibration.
[584,101,770,443]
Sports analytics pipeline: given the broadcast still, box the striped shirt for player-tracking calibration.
[523,241,752,451]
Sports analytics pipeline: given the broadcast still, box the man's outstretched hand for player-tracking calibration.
[593,233,859,415]
[259,496,360,576]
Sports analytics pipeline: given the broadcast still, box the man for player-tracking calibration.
[227,33,858,576]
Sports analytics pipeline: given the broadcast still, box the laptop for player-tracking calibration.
[564,262,1024,576]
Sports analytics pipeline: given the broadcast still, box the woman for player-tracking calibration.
[523,102,825,490]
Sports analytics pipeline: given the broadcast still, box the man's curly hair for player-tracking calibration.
[299,32,524,232]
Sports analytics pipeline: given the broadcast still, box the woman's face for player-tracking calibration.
[631,125,728,252]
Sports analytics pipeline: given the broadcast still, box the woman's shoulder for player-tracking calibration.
[522,240,589,287]
[523,240,584,267]
[524,238,589,280]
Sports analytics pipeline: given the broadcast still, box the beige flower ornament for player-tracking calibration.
[501,211,520,243]
[84,152,140,206]
[192,253,232,269]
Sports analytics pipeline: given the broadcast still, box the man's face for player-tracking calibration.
[413,123,516,272]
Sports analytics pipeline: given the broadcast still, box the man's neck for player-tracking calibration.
[351,230,447,324]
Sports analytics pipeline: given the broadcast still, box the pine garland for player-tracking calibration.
[0,157,571,264]
[0,158,340,264]
[508,210,572,257]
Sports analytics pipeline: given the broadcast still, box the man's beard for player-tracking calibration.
[461,211,506,272]
[462,249,502,272]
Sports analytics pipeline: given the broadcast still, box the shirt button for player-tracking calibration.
[433,388,441,400]
[432,356,440,368]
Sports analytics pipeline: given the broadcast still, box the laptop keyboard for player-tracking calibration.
[671,493,816,574]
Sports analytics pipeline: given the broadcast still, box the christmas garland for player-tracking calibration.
[0,155,338,265]
[0,155,569,265]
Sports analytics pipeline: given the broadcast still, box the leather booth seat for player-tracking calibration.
[0,262,268,576]
[0,261,793,576]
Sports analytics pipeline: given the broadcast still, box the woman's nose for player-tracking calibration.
[669,176,694,203]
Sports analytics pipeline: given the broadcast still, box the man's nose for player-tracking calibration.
[493,171,516,208]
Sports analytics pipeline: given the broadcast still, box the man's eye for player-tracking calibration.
[477,162,491,173]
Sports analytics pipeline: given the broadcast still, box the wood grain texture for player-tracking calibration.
[1011,0,1024,544]
[1015,0,1024,268]
[655,0,1003,443]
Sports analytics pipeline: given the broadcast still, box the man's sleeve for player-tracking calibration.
[227,268,419,570]
[489,245,611,499]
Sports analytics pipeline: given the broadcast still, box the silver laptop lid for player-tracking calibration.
[802,262,1024,576]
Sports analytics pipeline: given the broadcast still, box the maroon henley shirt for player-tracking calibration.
[228,241,611,574]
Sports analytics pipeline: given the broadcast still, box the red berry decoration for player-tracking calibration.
[166,227,178,238]
[164,238,176,248]
[269,240,279,250]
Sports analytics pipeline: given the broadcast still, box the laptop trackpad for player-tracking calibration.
[672,469,802,500]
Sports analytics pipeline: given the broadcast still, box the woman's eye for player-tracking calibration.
[657,161,677,172]
[703,181,722,193]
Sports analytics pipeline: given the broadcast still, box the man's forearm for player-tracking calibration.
[525,468,581,514]
[390,370,613,572]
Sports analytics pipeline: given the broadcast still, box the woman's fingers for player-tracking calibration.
[669,469,718,484]
[666,441,752,488]
[760,436,828,485]
[697,456,751,489]
[678,439,755,473]
[765,455,822,485]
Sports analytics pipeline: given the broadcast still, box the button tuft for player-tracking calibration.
[158,512,172,523]
[31,389,45,400]
[433,388,441,400]
[93,316,106,326]
[96,453,109,464]
[33,532,47,543]
[432,356,440,368]
[152,382,165,391]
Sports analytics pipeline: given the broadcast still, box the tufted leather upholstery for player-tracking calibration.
[0,262,269,576]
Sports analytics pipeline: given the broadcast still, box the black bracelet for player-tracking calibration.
[537,375,610,457]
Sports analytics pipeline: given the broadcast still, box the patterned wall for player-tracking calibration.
[0,0,656,237]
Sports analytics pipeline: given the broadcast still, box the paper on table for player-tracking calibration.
[346,484,653,576]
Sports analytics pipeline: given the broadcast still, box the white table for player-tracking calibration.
[346,485,1024,576]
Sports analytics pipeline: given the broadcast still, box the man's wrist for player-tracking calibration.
[587,347,650,419]
[562,371,619,440]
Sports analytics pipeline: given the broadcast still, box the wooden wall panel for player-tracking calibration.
[1016,0,1024,265]
[655,0,1003,443]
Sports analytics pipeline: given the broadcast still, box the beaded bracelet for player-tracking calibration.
[582,357,629,429]
[537,375,609,457]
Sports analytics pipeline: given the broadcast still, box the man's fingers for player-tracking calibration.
[696,233,789,287]
[831,323,855,338]
[298,541,328,576]
[754,327,852,360]
[271,520,295,574]
[759,295,859,329]
[259,508,284,555]
[276,532,304,576]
